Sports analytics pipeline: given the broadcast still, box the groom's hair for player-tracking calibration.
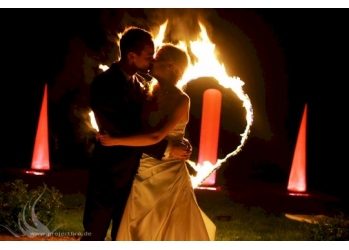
[119,26,153,58]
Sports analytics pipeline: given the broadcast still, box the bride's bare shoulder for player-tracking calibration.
[177,90,190,103]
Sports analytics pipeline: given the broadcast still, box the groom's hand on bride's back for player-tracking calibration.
[170,138,192,161]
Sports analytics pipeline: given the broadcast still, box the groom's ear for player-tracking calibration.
[128,52,136,62]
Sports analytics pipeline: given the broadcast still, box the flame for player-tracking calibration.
[177,22,253,189]
[99,64,110,72]
[89,111,99,132]
[97,20,254,189]
[154,20,168,51]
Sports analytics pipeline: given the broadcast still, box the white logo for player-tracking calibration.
[0,184,61,238]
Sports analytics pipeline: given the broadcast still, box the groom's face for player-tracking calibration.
[132,43,155,73]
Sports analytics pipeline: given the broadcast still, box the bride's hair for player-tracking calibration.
[159,43,189,82]
[148,43,190,94]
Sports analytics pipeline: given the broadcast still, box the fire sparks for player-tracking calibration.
[95,20,254,189]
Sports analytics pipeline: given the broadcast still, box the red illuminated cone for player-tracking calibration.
[31,84,50,171]
[287,104,307,192]
[198,89,222,186]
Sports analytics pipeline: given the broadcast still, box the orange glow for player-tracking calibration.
[287,104,307,192]
[31,84,50,171]
[198,89,222,186]
[99,20,254,189]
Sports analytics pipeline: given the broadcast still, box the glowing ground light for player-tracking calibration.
[96,20,254,189]
[198,89,222,186]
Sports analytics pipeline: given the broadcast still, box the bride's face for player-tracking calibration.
[149,49,172,80]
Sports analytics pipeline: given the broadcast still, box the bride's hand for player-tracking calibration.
[98,133,117,146]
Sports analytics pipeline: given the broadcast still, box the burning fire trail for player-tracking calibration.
[94,20,254,189]
[88,111,99,132]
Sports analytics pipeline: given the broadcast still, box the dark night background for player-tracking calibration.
[0,9,347,200]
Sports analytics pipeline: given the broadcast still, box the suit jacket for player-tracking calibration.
[89,62,168,189]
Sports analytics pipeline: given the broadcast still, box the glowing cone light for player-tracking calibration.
[287,104,307,193]
[31,84,50,171]
[198,89,222,186]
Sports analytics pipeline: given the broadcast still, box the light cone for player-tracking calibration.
[287,104,307,192]
[31,84,50,171]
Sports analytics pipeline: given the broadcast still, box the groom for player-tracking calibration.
[81,26,192,241]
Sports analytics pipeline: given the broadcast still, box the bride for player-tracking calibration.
[98,43,216,241]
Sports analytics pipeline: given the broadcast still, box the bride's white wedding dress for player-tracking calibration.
[116,101,216,241]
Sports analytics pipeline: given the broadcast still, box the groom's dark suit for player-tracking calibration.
[81,62,169,240]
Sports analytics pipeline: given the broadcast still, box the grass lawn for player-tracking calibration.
[1,169,348,241]
[1,189,348,241]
